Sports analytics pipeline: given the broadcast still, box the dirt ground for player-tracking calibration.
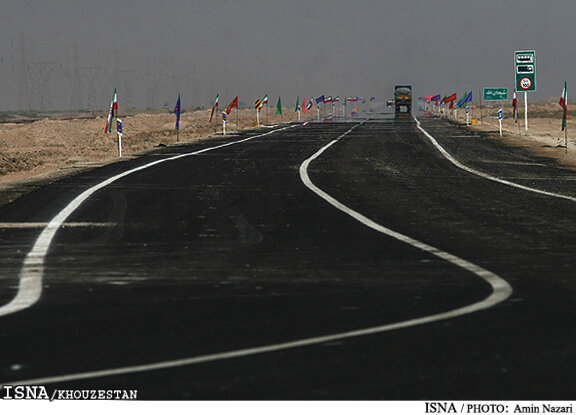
[0,106,303,205]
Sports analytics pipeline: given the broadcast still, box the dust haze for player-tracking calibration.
[0,0,574,112]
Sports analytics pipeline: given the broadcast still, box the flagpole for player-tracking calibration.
[116,90,120,157]
[479,88,483,125]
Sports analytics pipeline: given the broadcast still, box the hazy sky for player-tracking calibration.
[1,0,575,112]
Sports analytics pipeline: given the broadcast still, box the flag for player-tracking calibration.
[430,94,441,102]
[295,96,300,112]
[559,82,566,108]
[457,91,472,108]
[302,96,306,113]
[324,96,332,103]
[560,82,568,131]
[443,93,457,110]
[226,96,238,115]
[276,96,282,115]
[513,91,518,123]
[105,88,118,133]
[315,95,325,104]
[174,93,181,130]
[456,92,467,108]
[209,94,219,122]
[306,98,313,111]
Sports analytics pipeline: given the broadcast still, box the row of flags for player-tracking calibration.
[104,89,377,134]
[420,92,472,110]
[421,82,569,132]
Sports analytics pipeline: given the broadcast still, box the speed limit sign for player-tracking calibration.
[519,77,532,90]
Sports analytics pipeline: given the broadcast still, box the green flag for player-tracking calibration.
[276,96,282,115]
[295,96,300,112]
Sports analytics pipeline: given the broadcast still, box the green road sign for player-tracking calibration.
[483,88,508,101]
[515,50,536,92]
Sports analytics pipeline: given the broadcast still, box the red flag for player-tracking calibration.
[226,96,238,115]
[443,93,456,110]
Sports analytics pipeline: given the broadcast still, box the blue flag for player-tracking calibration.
[174,93,181,130]
[315,95,325,105]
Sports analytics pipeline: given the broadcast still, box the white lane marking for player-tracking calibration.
[414,117,576,203]
[0,222,116,229]
[4,122,513,387]
[0,125,297,318]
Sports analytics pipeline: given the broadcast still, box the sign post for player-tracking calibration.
[515,50,536,131]
[222,111,227,135]
[498,108,503,137]
[116,118,123,157]
[466,105,470,125]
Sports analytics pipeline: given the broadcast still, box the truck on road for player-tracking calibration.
[391,85,412,114]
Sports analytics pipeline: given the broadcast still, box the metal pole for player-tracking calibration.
[524,91,528,131]
[479,88,483,125]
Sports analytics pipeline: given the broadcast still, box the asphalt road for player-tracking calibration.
[0,112,575,399]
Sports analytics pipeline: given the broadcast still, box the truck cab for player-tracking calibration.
[393,85,412,114]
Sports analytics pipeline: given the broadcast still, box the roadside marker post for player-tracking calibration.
[498,109,503,137]
[116,118,123,157]
[222,111,227,135]
[466,106,470,125]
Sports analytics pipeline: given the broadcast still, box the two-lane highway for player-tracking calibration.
[0,113,574,399]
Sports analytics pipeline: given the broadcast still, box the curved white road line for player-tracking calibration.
[0,125,297,318]
[5,122,514,386]
[414,116,576,203]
